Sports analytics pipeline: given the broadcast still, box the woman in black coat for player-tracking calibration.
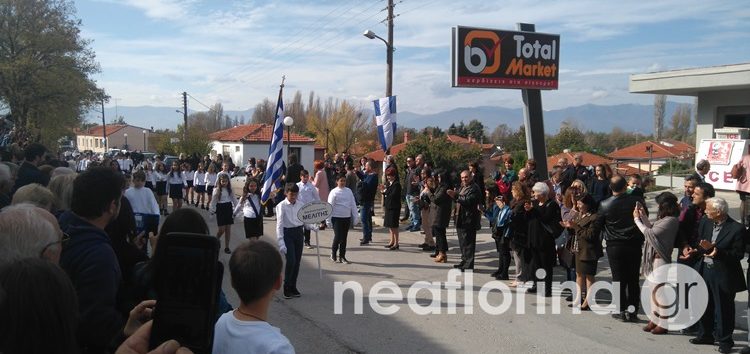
[525,182,563,297]
[381,167,402,250]
[509,181,531,287]
[431,170,454,262]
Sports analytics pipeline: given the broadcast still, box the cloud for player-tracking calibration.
[591,90,608,100]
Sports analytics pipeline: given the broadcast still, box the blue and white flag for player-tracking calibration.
[261,86,285,205]
[374,96,397,152]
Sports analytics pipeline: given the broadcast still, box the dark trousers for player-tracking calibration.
[303,229,310,244]
[494,237,511,278]
[283,226,304,290]
[331,217,351,258]
[456,227,476,269]
[698,267,736,346]
[433,226,448,252]
[530,244,555,294]
[606,244,642,313]
[360,201,373,241]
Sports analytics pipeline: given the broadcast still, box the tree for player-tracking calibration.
[547,126,588,154]
[394,135,481,178]
[251,98,275,125]
[666,104,692,142]
[465,119,486,142]
[306,99,369,153]
[489,123,512,145]
[653,94,666,141]
[286,90,306,131]
[504,125,527,153]
[0,0,102,148]
[421,126,444,137]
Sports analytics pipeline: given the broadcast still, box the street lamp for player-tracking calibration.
[283,116,294,165]
[142,130,147,152]
[123,133,128,151]
[363,29,394,97]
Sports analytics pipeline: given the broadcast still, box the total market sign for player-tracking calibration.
[297,201,332,224]
[452,25,560,90]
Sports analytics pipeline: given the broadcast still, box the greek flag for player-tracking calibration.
[374,96,397,152]
[261,86,285,204]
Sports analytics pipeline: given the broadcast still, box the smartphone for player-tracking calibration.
[149,233,220,354]
[636,201,643,210]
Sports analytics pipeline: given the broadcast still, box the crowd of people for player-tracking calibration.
[3,139,750,354]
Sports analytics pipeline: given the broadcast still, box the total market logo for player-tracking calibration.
[452,25,560,90]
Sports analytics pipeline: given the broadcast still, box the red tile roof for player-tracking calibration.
[76,124,128,137]
[209,124,316,143]
[446,134,494,151]
[547,151,612,171]
[608,140,695,160]
[364,142,408,162]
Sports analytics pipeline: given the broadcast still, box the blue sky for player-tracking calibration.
[76,0,750,116]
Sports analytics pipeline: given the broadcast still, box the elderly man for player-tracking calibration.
[0,203,63,265]
[693,159,711,183]
[689,197,746,354]
[572,153,590,183]
[446,170,481,271]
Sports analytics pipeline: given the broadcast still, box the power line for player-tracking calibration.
[212,2,386,96]
[212,0,368,89]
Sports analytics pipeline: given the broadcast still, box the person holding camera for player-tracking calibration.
[634,192,680,335]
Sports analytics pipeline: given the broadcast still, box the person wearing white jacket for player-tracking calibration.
[296,169,319,249]
[326,174,359,264]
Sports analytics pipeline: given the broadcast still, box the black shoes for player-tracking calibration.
[453,263,465,269]
[389,244,400,250]
[421,245,436,252]
[360,240,370,246]
[384,244,394,248]
[283,288,293,299]
[224,247,231,254]
[612,311,638,322]
[330,255,337,263]
[718,345,732,354]
[339,257,351,264]
[291,288,301,298]
[689,337,715,345]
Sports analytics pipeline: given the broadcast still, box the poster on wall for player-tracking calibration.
[706,141,735,165]
[697,139,748,190]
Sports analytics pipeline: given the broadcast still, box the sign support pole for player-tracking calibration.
[314,229,321,279]
[517,22,549,180]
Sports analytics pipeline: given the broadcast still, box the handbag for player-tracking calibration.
[731,162,745,180]
[557,238,575,268]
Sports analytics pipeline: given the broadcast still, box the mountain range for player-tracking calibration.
[86,102,688,134]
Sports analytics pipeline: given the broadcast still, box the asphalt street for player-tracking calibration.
[184,188,749,354]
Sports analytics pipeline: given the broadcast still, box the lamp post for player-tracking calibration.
[363,28,394,97]
[142,130,147,152]
[123,133,128,151]
[283,116,294,165]
[325,128,329,153]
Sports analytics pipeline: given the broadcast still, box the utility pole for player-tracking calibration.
[386,0,393,97]
[101,98,107,151]
[182,92,188,143]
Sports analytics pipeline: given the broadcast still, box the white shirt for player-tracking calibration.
[275,198,305,251]
[194,171,206,186]
[144,170,156,184]
[124,186,160,215]
[233,193,261,218]
[167,171,184,185]
[296,181,319,205]
[184,169,195,181]
[210,186,238,213]
[154,171,168,182]
[205,172,218,186]
[212,311,294,354]
[327,187,358,224]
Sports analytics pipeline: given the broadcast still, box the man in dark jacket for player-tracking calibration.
[59,167,126,353]
[11,142,48,195]
[286,154,304,184]
[689,197,746,354]
[595,175,646,322]
[357,160,379,245]
[447,170,481,271]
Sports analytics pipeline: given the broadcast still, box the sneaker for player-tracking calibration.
[283,288,293,299]
[291,288,301,297]
[339,257,351,264]
[330,255,337,263]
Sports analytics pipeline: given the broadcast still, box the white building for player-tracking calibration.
[75,124,153,153]
[208,124,319,170]
[630,62,750,189]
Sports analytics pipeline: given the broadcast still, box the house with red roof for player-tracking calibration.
[75,124,154,153]
[608,139,695,173]
[209,124,318,170]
